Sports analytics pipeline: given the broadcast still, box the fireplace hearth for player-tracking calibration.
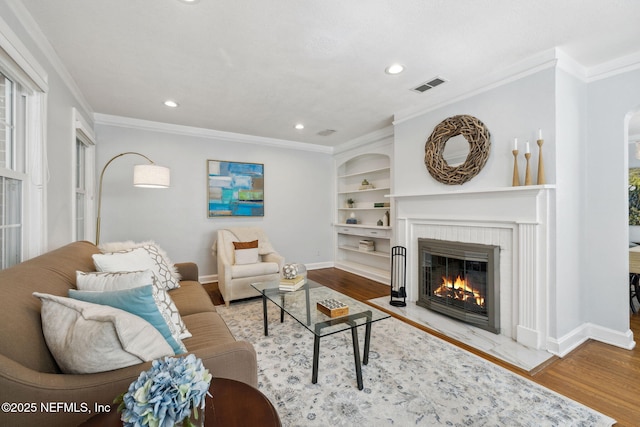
[417,238,500,333]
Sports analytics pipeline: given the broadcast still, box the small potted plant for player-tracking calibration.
[347,198,355,208]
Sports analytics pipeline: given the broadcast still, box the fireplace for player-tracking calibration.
[417,238,500,334]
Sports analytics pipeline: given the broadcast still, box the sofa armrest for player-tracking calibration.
[175,262,199,282]
[191,341,258,388]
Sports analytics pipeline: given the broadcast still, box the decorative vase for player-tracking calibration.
[177,402,207,427]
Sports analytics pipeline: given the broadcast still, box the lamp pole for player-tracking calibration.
[95,152,159,245]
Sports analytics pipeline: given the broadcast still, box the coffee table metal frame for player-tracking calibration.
[251,279,389,390]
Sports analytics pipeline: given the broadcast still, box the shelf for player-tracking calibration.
[335,151,392,285]
[338,167,390,179]
[386,184,556,199]
[335,223,391,230]
[338,245,390,258]
[338,187,391,195]
[338,207,390,211]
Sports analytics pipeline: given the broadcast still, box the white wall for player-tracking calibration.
[552,68,587,339]
[94,119,334,279]
[393,68,556,194]
[584,68,640,335]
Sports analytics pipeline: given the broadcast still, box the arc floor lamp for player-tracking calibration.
[95,152,170,245]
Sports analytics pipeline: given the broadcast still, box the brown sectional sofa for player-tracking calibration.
[0,241,257,426]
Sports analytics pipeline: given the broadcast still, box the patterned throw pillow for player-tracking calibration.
[33,292,174,374]
[98,241,181,281]
[76,270,191,340]
[92,245,180,290]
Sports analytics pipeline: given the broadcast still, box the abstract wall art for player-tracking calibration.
[207,160,264,217]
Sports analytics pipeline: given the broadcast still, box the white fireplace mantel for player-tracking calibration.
[386,184,556,199]
[391,185,555,351]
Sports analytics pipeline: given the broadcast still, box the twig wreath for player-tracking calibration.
[424,115,491,185]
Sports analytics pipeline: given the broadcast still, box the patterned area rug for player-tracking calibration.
[216,299,615,427]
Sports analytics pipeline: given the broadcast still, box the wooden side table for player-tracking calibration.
[78,378,281,427]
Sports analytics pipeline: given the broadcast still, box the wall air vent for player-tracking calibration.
[317,129,337,136]
[411,76,447,93]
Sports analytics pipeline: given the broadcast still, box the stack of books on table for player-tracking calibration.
[359,239,375,252]
[279,275,305,292]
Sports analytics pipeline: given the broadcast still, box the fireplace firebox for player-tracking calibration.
[417,238,500,334]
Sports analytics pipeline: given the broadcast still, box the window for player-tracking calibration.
[0,16,48,267]
[73,109,95,242]
[0,72,26,268]
[75,138,86,240]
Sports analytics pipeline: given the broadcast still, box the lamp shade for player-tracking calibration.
[133,164,170,188]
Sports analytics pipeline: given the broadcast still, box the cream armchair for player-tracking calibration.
[214,227,285,306]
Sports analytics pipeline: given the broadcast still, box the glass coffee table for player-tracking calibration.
[251,279,390,390]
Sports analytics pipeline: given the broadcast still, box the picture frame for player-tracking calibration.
[207,160,264,217]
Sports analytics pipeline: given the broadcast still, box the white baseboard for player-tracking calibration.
[199,274,217,284]
[305,261,334,270]
[547,322,636,357]
[587,323,636,350]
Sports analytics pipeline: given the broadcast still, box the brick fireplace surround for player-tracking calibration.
[392,186,554,351]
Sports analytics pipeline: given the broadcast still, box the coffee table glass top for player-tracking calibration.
[251,279,390,337]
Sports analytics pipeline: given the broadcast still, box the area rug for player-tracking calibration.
[216,300,615,427]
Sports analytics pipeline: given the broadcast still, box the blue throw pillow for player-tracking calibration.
[69,285,185,355]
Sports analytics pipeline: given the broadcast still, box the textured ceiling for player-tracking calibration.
[19,0,640,146]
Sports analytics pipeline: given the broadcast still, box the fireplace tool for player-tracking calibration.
[390,246,407,307]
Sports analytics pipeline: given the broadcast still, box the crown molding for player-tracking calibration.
[7,0,93,117]
[333,125,394,155]
[393,48,560,126]
[93,113,334,154]
[586,50,640,82]
[393,47,640,127]
[0,7,47,91]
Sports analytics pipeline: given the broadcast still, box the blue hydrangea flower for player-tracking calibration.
[118,354,212,427]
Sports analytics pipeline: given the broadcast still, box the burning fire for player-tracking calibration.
[434,275,485,307]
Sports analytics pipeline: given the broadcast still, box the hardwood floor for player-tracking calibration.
[206,268,640,426]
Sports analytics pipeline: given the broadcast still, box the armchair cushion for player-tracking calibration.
[232,240,260,264]
[232,240,259,250]
[234,248,259,265]
[231,261,280,279]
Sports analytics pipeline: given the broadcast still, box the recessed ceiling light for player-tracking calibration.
[179,0,200,4]
[164,100,179,108]
[294,123,305,130]
[385,64,405,75]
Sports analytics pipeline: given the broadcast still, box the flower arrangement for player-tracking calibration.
[116,354,212,427]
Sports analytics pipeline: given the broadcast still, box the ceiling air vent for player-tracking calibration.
[317,129,337,136]
[411,76,447,93]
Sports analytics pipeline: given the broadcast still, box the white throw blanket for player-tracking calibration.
[211,227,276,257]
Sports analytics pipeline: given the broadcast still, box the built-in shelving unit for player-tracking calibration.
[334,151,392,285]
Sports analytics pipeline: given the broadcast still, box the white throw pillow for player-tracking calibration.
[33,292,173,374]
[76,270,191,340]
[234,248,260,265]
[98,240,181,281]
[93,246,180,290]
